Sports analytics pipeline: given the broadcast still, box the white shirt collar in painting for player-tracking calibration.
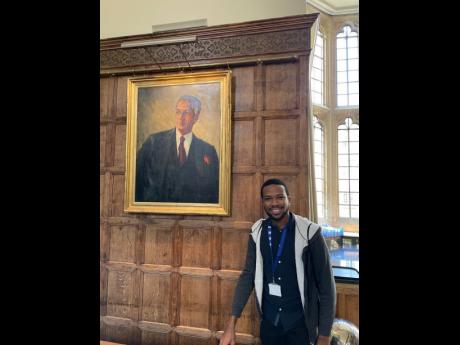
[175,129,193,157]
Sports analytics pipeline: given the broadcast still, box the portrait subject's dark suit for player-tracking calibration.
[135,129,219,203]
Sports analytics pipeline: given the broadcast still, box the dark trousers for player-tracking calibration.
[260,319,311,345]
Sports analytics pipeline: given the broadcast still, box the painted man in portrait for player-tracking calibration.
[135,95,219,203]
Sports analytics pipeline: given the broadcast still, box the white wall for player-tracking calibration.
[100,0,306,39]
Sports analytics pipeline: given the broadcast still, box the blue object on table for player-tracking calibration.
[321,225,343,238]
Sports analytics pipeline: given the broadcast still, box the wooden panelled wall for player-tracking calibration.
[100,14,326,345]
[336,284,359,328]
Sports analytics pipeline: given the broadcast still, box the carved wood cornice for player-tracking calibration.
[100,14,319,74]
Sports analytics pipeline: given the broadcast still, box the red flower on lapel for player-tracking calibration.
[203,154,210,165]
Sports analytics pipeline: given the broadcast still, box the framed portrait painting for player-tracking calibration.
[124,70,232,215]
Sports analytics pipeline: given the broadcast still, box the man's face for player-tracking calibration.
[175,100,198,135]
[262,184,291,221]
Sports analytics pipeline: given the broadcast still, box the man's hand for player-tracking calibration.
[316,334,330,345]
[219,317,237,345]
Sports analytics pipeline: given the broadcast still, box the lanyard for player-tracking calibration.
[267,223,288,282]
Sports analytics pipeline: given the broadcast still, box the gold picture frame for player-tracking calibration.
[124,70,232,215]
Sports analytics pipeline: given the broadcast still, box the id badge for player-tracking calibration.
[268,283,282,297]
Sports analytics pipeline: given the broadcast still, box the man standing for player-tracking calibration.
[220,179,336,345]
[135,95,219,203]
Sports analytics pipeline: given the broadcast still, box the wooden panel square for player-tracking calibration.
[107,270,134,318]
[141,330,170,345]
[111,174,125,217]
[229,174,255,222]
[233,120,255,166]
[178,335,211,345]
[101,223,109,262]
[114,125,126,168]
[345,294,359,327]
[181,228,212,268]
[179,276,211,329]
[102,323,134,345]
[336,288,359,328]
[116,76,128,118]
[100,174,106,216]
[100,78,116,118]
[101,125,107,167]
[263,175,298,215]
[100,78,110,118]
[218,278,255,335]
[263,118,298,166]
[264,63,298,110]
[141,272,171,323]
[233,66,256,112]
[144,225,173,265]
[221,230,249,271]
[109,225,136,263]
[100,319,105,339]
[100,264,108,314]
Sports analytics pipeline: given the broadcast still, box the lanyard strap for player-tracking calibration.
[267,224,288,280]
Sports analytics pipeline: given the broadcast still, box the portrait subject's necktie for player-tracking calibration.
[178,136,186,166]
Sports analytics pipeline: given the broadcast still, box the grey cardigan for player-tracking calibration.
[231,213,336,341]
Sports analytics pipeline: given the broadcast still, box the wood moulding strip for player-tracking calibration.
[100,14,319,50]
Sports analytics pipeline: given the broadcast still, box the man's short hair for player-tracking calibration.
[177,95,201,116]
[260,178,289,198]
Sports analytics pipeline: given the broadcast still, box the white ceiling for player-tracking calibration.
[308,0,359,15]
